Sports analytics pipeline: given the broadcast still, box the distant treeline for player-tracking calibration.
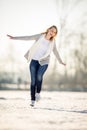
[0,71,87,91]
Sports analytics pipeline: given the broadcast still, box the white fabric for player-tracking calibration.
[32,37,50,60]
[24,34,62,65]
[12,33,63,65]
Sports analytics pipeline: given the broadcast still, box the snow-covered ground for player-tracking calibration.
[0,91,87,130]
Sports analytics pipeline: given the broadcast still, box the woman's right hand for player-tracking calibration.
[7,34,14,39]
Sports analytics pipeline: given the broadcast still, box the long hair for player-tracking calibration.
[41,25,58,41]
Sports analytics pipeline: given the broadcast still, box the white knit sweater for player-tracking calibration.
[13,34,63,65]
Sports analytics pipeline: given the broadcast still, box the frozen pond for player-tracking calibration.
[0,91,87,130]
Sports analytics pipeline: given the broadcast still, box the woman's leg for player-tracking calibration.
[29,60,38,101]
[36,64,48,93]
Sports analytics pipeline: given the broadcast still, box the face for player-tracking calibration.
[47,27,57,38]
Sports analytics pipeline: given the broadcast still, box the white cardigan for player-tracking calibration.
[13,34,63,65]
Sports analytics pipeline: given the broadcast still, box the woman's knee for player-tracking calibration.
[37,75,42,82]
[31,79,36,86]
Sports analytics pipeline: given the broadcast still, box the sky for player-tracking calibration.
[0,0,87,74]
[0,0,59,34]
[0,0,59,72]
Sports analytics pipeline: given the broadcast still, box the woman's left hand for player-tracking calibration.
[61,62,66,66]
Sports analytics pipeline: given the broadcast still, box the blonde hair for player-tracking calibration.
[42,25,58,41]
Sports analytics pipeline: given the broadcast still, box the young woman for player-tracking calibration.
[7,25,66,107]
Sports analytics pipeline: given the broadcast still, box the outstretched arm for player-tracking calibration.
[53,43,66,66]
[7,34,42,41]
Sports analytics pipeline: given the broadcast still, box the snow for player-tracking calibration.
[0,91,87,130]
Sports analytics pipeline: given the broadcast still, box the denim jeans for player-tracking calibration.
[29,59,48,101]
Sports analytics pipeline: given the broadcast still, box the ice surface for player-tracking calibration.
[0,91,87,130]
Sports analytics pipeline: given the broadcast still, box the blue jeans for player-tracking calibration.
[29,59,48,101]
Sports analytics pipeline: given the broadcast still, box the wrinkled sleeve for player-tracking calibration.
[53,42,63,64]
[12,34,42,41]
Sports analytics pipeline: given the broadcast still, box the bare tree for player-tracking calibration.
[52,0,87,75]
[48,0,87,89]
